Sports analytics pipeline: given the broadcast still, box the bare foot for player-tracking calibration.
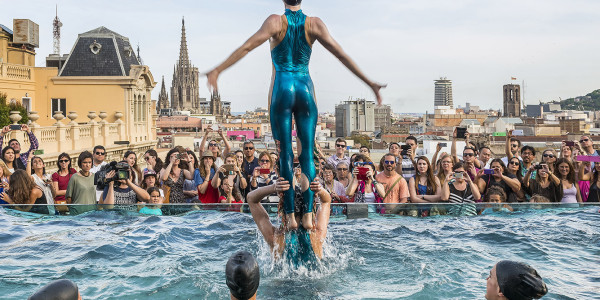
[286,213,298,230]
[302,213,313,230]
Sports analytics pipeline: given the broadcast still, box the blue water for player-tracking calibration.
[1,206,599,299]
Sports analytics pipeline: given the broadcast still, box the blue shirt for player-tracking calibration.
[194,169,215,186]
[139,206,162,215]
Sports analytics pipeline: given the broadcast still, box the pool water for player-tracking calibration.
[0,206,599,299]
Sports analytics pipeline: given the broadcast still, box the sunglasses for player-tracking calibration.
[209,143,218,147]
[337,168,348,171]
[463,153,474,157]
[95,152,105,155]
[244,147,254,150]
[260,159,270,163]
[511,144,519,148]
[508,161,520,166]
[353,161,373,166]
[384,160,396,165]
[580,139,590,143]
[59,159,69,163]
[542,154,554,158]
[336,144,346,148]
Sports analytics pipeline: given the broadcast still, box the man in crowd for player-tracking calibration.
[520,145,537,179]
[462,147,479,180]
[477,146,493,169]
[579,135,599,158]
[400,136,418,181]
[1,124,39,170]
[226,251,260,300]
[241,141,259,198]
[90,145,108,202]
[503,130,522,166]
[327,138,350,168]
[376,153,409,213]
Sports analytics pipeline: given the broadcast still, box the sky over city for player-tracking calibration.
[3,0,600,114]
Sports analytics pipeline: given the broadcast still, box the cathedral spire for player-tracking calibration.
[179,17,189,66]
[159,76,167,98]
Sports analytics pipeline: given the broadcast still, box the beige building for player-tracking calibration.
[1,20,156,170]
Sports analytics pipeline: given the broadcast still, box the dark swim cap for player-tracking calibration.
[226,251,260,300]
[496,260,548,300]
[28,279,79,300]
[284,0,302,5]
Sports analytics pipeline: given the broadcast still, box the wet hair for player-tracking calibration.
[77,151,93,169]
[144,149,164,173]
[8,170,36,204]
[484,186,506,202]
[496,260,547,300]
[28,279,79,300]
[226,251,260,300]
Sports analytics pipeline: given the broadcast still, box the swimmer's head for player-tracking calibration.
[226,251,260,300]
[28,279,81,300]
[486,260,547,300]
[283,0,302,6]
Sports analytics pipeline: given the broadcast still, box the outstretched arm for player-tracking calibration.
[248,178,289,248]
[206,15,282,93]
[310,17,386,104]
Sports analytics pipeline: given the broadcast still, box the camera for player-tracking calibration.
[534,164,544,170]
[95,161,131,189]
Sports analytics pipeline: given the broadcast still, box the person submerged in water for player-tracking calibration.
[207,0,384,231]
[247,177,331,262]
[486,260,547,300]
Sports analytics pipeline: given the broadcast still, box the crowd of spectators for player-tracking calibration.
[0,124,595,216]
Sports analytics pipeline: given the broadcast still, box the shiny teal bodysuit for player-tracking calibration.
[284,227,318,267]
[270,9,317,215]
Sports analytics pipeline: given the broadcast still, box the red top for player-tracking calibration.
[51,168,77,201]
[218,196,243,212]
[198,179,220,204]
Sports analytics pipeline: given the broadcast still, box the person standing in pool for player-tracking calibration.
[207,0,385,230]
[247,177,330,266]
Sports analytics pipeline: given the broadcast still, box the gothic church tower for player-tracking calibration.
[157,76,169,114]
[170,18,200,113]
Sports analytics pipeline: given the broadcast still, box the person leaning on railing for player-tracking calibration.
[52,153,77,205]
[0,124,39,171]
[27,156,57,215]
[162,148,195,204]
[523,163,562,203]
[476,158,521,203]
[65,151,97,215]
[441,161,480,216]
[98,164,150,211]
[249,151,279,202]
[347,156,386,213]
[375,153,409,214]
[408,156,442,216]
[213,153,247,203]
[0,169,50,214]
[183,150,200,203]
[555,158,582,203]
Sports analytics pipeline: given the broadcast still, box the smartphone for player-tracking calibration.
[211,124,219,131]
[9,124,21,130]
[259,168,271,175]
[512,130,524,136]
[357,167,369,181]
[439,143,447,147]
[223,164,235,175]
[564,141,575,147]
[456,127,467,139]
[576,155,600,162]
[33,149,44,155]
[483,169,494,175]
[534,164,543,170]
[454,172,463,179]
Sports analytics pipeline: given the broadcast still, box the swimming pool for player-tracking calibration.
[1,204,598,299]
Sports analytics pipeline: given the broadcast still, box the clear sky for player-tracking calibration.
[3,0,600,114]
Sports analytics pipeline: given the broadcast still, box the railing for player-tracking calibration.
[0,62,32,80]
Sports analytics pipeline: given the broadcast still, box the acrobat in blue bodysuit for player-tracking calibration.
[270,9,316,217]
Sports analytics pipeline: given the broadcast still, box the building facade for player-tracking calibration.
[503,84,521,117]
[335,98,376,137]
[157,76,169,114]
[434,77,453,108]
[170,18,200,113]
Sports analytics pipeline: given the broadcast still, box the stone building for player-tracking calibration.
[335,98,391,137]
[170,18,200,113]
[503,84,521,117]
[157,76,169,114]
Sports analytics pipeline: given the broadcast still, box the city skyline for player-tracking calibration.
[3,0,600,114]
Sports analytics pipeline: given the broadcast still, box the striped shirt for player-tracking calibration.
[447,182,477,216]
[401,156,416,181]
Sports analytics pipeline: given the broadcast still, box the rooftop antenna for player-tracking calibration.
[52,4,62,55]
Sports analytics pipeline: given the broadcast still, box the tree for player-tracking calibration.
[0,92,29,127]
[351,134,371,148]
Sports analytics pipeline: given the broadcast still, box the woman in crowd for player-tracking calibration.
[51,153,76,205]
[99,166,150,210]
[505,156,526,202]
[435,154,454,186]
[141,169,164,198]
[198,127,231,168]
[65,151,97,215]
[322,163,348,215]
[346,157,385,209]
[441,162,480,216]
[219,179,243,211]
[162,149,195,204]
[183,150,200,203]
[541,149,558,173]
[335,162,351,190]
[0,169,50,214]
[196,153,219,203]
[0,160,11,195]
[2,146,16,173]
[476,158,521,202]
[579,160,600,202]
[124,150,142,186]
[554,158,582,203]
[250,151,279,190]
[143,149,164,174]
[234,150,244,167]
[409,156,441,203]
[213,153,247,200]
[28,156,57,215]
[523,163,562,202]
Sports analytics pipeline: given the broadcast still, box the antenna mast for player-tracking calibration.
[52,5,62,55]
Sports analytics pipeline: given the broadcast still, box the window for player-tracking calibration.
[51,98,66,119]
